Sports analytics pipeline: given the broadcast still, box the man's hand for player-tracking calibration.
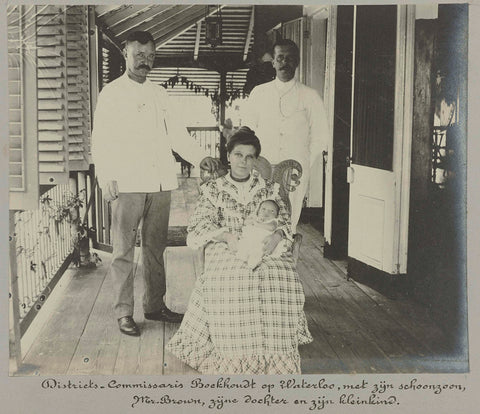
[199,156,221,173]
[262,230,284,255]
[103,180,119,202]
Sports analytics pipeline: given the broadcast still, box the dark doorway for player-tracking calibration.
[324,6,353,259]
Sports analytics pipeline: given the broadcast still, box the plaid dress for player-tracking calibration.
[166,172,312,374]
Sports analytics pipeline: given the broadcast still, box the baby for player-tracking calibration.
[237,199,288,269]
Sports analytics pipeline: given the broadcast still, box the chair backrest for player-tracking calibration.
[200,157,302,214]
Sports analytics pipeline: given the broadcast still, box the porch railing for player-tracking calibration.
[10,169,96,337]
[187,126,221,159]
[432,126,448,189]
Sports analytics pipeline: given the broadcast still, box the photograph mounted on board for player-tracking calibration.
[7,3,468,376]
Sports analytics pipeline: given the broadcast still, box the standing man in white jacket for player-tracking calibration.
[244,39,329,232]
[91,31,219,336]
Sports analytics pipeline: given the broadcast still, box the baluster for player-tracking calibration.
[39,204,48,292]
[97,186,104,244]
[9,210,22,371]
[25,211,34,312]
[15,212,26,318]
[32,209,42,300]
[45,197,54,287]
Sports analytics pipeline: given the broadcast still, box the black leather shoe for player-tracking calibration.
[118,316,140,336]
[144,308,184,323]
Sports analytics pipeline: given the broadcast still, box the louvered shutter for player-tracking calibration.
[9,5,40,210]
[36,5,69,185]
[101,46,111,88]
[100,37,125,89]
[66,6,91,171]
[8,6,24,192]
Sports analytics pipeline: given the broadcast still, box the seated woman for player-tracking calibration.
[166,127,312,374]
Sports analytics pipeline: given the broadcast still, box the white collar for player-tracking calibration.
[121,72,150,88]
[274,76,296,92]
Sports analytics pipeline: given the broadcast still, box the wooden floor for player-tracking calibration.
[17,177,467,375]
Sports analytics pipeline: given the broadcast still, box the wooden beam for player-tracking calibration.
[219,71,227,125]
[96,20,123,53]
[99,5,150,29]
[113,5,179,37]
[194,21,202,61]
[154,5,226,49]
[116,5,194,44]
[151,6,206,47]
[407,18,436,273]
[95,5,123,18]
[154,54,248,72]
[243,6,255,61]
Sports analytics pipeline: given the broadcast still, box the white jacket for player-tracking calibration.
[243,78,329,172]
[91,73,207,193]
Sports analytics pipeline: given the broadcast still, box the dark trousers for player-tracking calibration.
[110,192,171,319]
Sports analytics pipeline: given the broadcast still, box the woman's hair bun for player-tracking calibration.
[236,126,255,136]
[227,125,261,157]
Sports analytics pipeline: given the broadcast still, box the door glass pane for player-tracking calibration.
[352,5,396,171]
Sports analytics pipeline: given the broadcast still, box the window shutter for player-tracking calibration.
[8,6,25,192]
[101,46,111,88]
[9,5,40,210]
[66,6,91,171]
[100,37,125,90]
[36,5,69,185]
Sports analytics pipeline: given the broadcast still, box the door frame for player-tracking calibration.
[395,5,415,273]
[346,4,415,274]
[391,5,415,274]
[323,5,337,246]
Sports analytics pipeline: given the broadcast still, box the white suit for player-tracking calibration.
[243,78,329,231]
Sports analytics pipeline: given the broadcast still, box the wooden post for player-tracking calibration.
[9,210,22,374]
[219,71,227,126]
[407,18,436,279]
[89,164,98,248]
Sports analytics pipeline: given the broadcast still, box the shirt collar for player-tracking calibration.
[274,76,296,92]
[121,72,151,88]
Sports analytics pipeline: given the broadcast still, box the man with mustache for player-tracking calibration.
[244,39,329,233]
[91,31,219,336]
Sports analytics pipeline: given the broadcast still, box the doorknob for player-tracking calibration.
[347,166,354,184]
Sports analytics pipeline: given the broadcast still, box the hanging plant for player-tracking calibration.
[40,189,100,268]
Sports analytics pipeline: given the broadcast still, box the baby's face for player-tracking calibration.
[257,202,278,222]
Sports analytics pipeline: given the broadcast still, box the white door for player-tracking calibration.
[348,5,414,274]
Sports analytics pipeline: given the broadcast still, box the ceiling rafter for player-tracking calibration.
[194,21,202,61]
[116,6,194,45]
[243,6,255,61]
[95,5,123,18]
[101,5,151,29]
[150,6,207,46]
[154,5,226,48]
[112,5,176,37]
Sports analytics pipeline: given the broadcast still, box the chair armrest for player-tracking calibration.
[192,244,206,276]
[292,233,303,267]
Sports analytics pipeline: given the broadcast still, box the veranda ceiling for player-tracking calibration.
[95,4,255,69]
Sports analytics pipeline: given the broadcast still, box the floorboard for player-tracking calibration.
[22,263,107,374]
[19,177,463,375]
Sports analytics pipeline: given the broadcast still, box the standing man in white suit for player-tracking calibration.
[244,39,329,232]
[92,31,219,336]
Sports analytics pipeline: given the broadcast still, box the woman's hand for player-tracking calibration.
[262,230,284,255]
[215,231,239,252]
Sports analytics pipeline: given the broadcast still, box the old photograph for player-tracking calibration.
[7,2,469,380]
